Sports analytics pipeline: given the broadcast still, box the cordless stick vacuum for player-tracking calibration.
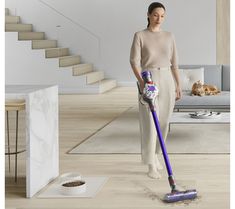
[141,71,197,203]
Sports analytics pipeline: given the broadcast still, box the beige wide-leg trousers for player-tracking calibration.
[138,67,176,165]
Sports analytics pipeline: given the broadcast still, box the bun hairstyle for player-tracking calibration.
[147,2,166,27]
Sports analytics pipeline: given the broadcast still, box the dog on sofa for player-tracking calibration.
[191,80,220,96]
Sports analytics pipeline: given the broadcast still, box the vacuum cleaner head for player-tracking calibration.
[163,189,197,203]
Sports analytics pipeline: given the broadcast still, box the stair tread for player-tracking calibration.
[73,63,92,66]
[27,39,47,41]
[45,47,69,50]
[5,15,20,24]
[18,32,45,39]
[59,55,80,59]
[32,40,56,42]
[92,79,116,85]
[19,32,44,33]
[19,39,45,41]
[5,23,33,32]
[46,47,68,49]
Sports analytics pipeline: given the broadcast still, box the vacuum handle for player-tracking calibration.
[151,110,173,177]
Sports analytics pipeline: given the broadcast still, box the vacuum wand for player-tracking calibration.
[141,71,197,203]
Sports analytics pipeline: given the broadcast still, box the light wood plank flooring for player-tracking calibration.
[5,87,230,209]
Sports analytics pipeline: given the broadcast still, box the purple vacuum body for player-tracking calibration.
[141,71,197,203]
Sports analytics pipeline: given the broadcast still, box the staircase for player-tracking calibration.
[5,8,117,93]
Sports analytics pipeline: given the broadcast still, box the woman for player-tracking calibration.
[130,2,182,179]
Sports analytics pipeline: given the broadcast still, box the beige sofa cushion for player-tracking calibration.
[178,68,204,91]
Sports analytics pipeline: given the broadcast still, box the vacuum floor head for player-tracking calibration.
[163,189,197,203]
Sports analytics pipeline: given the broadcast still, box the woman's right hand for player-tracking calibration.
[139,79,145,93]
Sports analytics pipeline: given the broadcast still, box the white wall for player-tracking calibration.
[6,0,216,85]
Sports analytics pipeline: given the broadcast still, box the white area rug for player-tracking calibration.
[69,107,230,154]
[37,176,108,198]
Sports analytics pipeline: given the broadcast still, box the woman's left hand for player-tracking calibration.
[175,85,182,101]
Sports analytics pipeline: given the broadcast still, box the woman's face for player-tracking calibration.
[148,7,165,27]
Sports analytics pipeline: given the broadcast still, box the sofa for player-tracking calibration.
[174,65,230,110]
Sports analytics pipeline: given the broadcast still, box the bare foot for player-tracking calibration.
[147,164,161,179]
[155,156,163,170]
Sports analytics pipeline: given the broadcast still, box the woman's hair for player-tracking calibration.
[147,2,166,27]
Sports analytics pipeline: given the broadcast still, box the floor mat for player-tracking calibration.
[69,107,230,154]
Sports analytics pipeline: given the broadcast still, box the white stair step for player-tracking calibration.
[59,55,80,67]
[32,40,57,49]
[86,71,104,84]
[5,8,9,15]
[72,64,93,76]
[45,48,69,58]
[5,23,32,32]
[94,79,117,93]
[5,15,20,24]
[18,32,45,40]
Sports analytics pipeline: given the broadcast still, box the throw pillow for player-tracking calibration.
[178,68,204,91]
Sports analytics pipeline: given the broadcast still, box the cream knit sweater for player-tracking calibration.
[130,29,178,70]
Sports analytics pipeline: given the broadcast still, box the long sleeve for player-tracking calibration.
[170,34,179,70]
[130,33,141,68]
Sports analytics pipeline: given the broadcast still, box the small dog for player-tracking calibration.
[191,80,220,96]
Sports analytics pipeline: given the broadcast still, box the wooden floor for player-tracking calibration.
[5,87,230,209]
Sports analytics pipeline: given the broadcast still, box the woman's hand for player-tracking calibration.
[139,79,145,93]
[175,85,182,101]
[171,69,182,101]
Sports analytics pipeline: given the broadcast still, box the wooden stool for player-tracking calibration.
[5,99,26,182]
